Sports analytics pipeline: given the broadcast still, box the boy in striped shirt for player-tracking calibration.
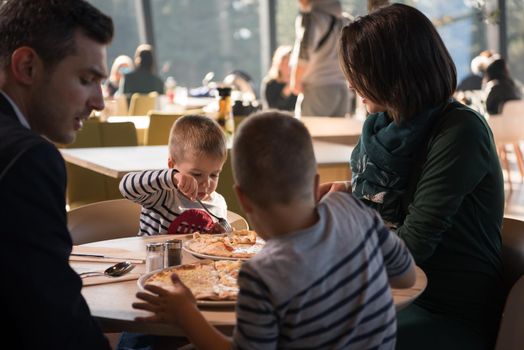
[119,115,228,235]
[133,111,416,349]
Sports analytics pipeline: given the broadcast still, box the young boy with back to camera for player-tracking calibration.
[132,111,416,349]
[119,114,228,235]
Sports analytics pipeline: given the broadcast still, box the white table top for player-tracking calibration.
[60,141,354,179]
[72,235,427,336]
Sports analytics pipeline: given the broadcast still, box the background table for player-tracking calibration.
[60,141,354,183]
[71,235,427,336]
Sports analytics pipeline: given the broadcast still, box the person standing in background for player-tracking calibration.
[0,0,113,349]
[290,0,352,117]
[120,44,164,98]
[261,45,298,111]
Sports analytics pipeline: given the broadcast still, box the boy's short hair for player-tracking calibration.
[232,111,317,206]
[169,115,227,163]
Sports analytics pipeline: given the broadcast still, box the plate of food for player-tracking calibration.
[138,259,242,306]
[183,230,264,261]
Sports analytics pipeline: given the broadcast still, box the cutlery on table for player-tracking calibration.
[79,261,135,278]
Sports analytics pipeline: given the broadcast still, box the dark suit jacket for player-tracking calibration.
[0,93,110,349]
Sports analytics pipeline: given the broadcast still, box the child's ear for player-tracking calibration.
[167,157,175,169]
[234,184,253,213]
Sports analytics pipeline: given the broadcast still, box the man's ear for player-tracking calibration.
[234,184,253,214]
[10,47,41,85]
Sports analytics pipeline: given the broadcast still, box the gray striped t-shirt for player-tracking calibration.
[232,192,413,350]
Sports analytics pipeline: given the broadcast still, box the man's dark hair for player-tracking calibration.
[339,3,456,123]
[0,0,113,70]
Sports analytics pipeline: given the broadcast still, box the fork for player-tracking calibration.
[195,198,233,233]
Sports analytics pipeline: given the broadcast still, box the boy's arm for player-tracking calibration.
[133,275,231,350]
[375,215,416,289]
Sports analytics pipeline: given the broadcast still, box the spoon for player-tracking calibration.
[79,261,135,278]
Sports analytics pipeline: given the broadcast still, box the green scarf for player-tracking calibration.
[351,103,447,226]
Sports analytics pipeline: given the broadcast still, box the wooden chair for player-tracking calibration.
[495,217,524,350]
[128,92,158,116]
[64,121,138,209]
[495,275,524,350]
[488,101,524,191]
[145,112,184,145]
[227,210,249,230]
[68,199,141,245]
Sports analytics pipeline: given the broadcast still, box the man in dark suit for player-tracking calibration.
[0,1,114,349]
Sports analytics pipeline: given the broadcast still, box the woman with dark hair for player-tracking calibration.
[484,57,521,115]
[322,4,505,349]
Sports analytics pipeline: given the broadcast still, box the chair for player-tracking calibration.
[488,102,524,191]
[494,217,524,350]
[495,275,524,350]
[145,112,183,145]
[227,210,249,230]
[500,217,524,292]
[64,121,138,209]
[68,199,141,245]
[128,92,158,116]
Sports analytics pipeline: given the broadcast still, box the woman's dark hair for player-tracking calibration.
[485,58,509,81]
[0,0,113,71]
[339,3,456,122]
[135,44,155,72]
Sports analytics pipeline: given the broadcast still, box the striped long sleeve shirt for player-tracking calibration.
[232,192,413,350]
[119,169,227,236]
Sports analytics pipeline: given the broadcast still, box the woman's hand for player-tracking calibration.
[174,172,198,201]
[133,273,197,325]
[317,181,351,201]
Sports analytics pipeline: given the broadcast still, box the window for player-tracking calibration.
[151,0,263,94]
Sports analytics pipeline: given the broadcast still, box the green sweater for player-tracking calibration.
[397,102,505,337]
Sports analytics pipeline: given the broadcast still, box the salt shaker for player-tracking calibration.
[164,239,182,267]
[145,242,164,273]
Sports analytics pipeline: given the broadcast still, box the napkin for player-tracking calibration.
[70,246,145,263]
[82,272,141,286]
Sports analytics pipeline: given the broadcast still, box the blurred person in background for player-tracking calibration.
[290,0,352,117]
[261,45,298,111]
[483,57,522,115]
[120,43,164,98]
[104,54,133,98]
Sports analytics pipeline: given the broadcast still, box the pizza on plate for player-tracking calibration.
[184,230,264,259]
[143,259,242,301]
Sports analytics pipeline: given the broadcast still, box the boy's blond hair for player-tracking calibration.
[168,115,227,162]
[232,110,317,206]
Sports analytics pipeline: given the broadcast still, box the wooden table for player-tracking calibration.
[107,115,363,146]
[71,235,427,336]
[60,141,354,183]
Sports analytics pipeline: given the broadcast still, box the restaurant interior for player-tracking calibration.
[12,0,524,349]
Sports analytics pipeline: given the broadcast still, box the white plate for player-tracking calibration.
[137,269,236,307]
[182,236,264,261]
